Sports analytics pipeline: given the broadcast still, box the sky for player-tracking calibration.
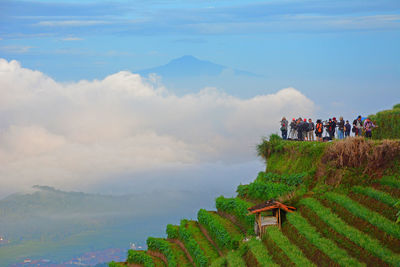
[0,0,399,196]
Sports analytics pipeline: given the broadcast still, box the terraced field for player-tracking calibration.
[110,136,400,266]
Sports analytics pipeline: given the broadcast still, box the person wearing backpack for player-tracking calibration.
[363,118,376,138]
[344,120,351,138]
[353,115,363,136]
[289,118,297,139]
[315,119,323,142]
[280,117,288,140]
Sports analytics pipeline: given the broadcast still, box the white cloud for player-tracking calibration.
[0,45,33,54]
[0,58,315,192]
[61,37,83,41]
[36,20,109,27]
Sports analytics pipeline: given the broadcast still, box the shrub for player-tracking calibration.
[369,104,400,140]
[324,192,400,239]
[126,250,155,267]
[237,180,294,200]
[146,237,177,267]
[215,196,254,233]
[287,212,363,267]
[166,224,179,239]
[300,197,400,265]
[265,226,315,267]
[247,238,278,267]
[352,186,399,207]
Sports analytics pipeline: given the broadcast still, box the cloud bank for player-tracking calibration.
[0,58,315,193]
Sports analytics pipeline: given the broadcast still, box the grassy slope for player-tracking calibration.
[116,105,400,266]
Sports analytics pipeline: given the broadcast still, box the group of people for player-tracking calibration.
[280,115,377,141]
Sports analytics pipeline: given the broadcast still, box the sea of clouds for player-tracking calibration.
[0,58,315,195]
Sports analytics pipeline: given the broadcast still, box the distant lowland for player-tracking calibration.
[0,185,209,266]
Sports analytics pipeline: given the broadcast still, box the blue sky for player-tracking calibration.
[0,0,400,195]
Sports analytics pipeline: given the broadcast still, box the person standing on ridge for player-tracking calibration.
[363,117,377,138]
[297,118,304,141]
[315,119,323,142]
[302,118,309,141]
[337,116,345,140]
[353,115,363,136]
[332,117,337,139]
[308,118,315,141]
[344,120,351,138]
[289,118,297,139]
[280,117,288,140]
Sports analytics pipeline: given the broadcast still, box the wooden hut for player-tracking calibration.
[248,200,296,236]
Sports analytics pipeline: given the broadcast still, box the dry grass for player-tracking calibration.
[322,137,400,174]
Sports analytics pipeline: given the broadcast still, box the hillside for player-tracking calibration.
[111,106,400,267]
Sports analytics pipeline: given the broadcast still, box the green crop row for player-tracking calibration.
[197,209,242,250]
[179,219,209,267]
[378,176,400,189]
[300,197,400,266]
[324,192,400,239]
[237,180,294,201]
[108,261,125,267]
[126,250,155,267]
[287,212,363,267]
[184,220,220,261]
[256,171,306,186]
[215,196,254,233]
[226,250,246,267]
[265,226,315,267]
[352,186,399,207]
[246,238,278,267]
[146,237,177,267]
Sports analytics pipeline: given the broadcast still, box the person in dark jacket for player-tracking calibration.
[325,118,334,140]
[297,118,304,141]
[332,117,337,139]
[353,115,363,136]
[337,116,345,139]
[344,120,351,138]
[289,118,297,139]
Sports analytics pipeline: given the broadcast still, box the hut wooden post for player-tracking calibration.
[278,208,281,229]
[257,213,262,236]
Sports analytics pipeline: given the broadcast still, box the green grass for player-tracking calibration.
[225,250,246,267]
[324,192,400,239]
[197,209,242,250]
[352,186,399,207]
[215,196,255,233]
[287,212,364,267]
[378,176,400,189]
[265,226,316,267]
[300,197,400,266]
[246,238,278,267]
[210,257,226,267]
